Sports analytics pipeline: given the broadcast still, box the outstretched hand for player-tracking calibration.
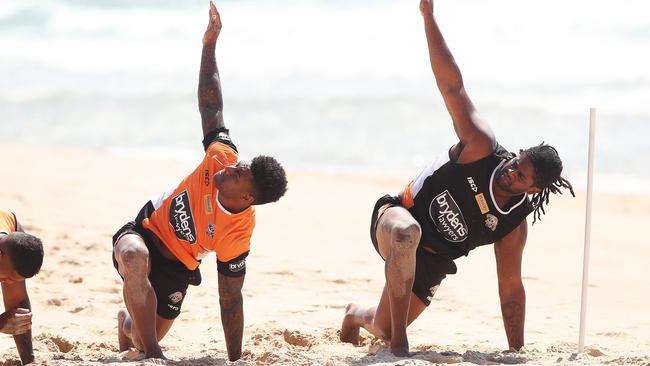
[203,1,222,45]
[420,0,434,17]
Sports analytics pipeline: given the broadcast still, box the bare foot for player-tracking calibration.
[117,309,134,352]
[391,347,410,357]
[144,350,168,361]
[340,303,361,345]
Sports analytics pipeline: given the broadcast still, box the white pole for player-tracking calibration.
[578,108,597,353]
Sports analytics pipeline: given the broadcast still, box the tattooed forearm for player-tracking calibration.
[198,41,225,133]
[14,331,34,364]
[15,298,34,364]
[220,293,244,361]
[501,300,525,350]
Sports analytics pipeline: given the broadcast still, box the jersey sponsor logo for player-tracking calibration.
[467,177,478,192]
[429,190,469,243]
[474,193,490,214]
[169,190,197,244]
[203,169,210,186]
[204,194,213,214]
[485,214,498,231]
[229,259,246,273]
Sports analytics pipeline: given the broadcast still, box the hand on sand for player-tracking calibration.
[203,1,222,45]
[390,342,410,357]
[419,0,434,17]
[0,308,32,335]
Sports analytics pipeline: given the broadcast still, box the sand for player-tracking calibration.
[0,144,648,366]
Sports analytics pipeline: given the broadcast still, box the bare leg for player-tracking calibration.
[118,310,175,352]
[341,207,422,356]
[341,286,427,345]
[114,234,165,359]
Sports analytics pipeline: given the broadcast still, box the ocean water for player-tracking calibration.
[1,0,649,192]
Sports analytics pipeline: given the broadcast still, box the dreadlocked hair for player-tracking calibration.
[524,142,575,224]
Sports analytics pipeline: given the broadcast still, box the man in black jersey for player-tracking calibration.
[340,0,574,356]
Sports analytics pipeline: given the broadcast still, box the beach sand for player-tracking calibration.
[1,144,648,365]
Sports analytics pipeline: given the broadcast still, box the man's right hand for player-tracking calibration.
[0,308,32,335]
[203,1,222,45]
[420,0,434,17]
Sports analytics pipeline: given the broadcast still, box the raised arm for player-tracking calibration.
[218,273,245,361]
[198,1,226,137]
[419,0,495,162]
[493,220,527,351]
[1,281,34,365]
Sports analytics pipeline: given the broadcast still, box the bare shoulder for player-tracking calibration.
[495,219,528,254]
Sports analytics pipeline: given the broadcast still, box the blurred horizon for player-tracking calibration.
[1,0,649,192]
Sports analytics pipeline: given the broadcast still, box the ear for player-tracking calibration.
[527,187,542,194]
[240,193,255,205]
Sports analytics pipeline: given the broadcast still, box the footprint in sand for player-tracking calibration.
[0,359,22,366]
[47,298,64,306]
[265,270,294,276]
[69,306,85,314]
[35,333,76,353]
[597,331,627,337]
[585,347,605,357]
[68,276,83,284]
[282,329,317,348]
[251,352,280,364]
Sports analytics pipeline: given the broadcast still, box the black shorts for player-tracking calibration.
[370,195,458,306]
[112,221,202,320]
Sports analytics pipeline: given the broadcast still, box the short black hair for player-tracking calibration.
[524,142,575,224]
[6,232,44,278]
[250,155,288,205]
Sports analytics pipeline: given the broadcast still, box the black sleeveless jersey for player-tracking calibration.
[399,145,533,260]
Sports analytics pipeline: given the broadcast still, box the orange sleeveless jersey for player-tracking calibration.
[0,210,17,234]
[142,142,255,270]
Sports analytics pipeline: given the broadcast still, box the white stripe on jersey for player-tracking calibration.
[489,160,528,215]
[216,192,233,215]
[151,182,181,210]
[411,149,451,199]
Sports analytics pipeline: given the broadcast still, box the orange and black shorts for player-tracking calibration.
[370,194,457,306]
[112,221,202,319]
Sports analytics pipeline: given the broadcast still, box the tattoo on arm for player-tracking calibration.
[198,42,225,136]
[501,301,524,350]
[220,293,243,361]
[218,274,244,361]
[14,298,34,364]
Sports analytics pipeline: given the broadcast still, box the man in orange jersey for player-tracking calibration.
[0,209,44,365]
[112,2,287,361]
[340,0,574,357]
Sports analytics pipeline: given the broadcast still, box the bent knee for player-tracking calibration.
[115,241,150,276]
[390,222,421,249]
